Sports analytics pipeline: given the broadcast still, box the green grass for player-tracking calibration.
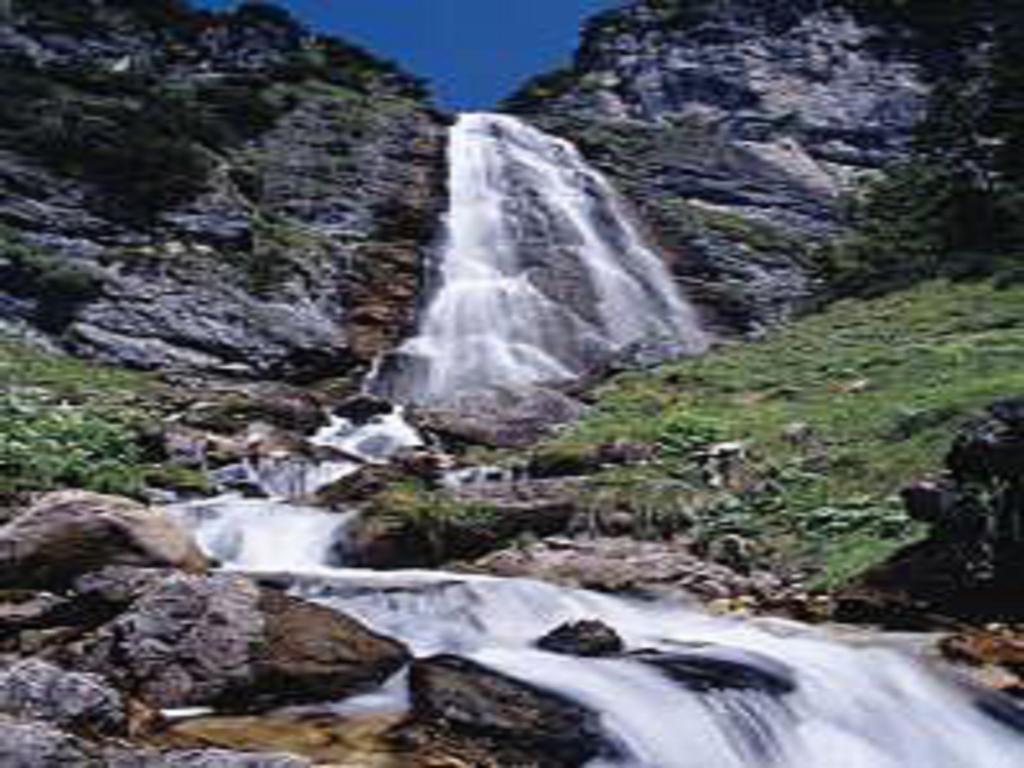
[0,338,164,501]
[541,279,1024,587]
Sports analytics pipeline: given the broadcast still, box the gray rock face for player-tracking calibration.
[0,491,208,591]
[0,659,127,736]
[0,2,446,381]
[66,572,410,710]
[512,0,932,333]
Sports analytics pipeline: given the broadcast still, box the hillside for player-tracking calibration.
[528,277,1024,589]
[0,0,448,382]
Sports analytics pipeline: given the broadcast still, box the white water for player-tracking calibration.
[170,500,1024,768]
[373,113,709,404]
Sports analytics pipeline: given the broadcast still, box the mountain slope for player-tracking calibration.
[0,0,448,382]
[507,0,943,333]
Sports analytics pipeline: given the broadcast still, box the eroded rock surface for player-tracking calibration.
[64,573,410,711]
[0,491,208,590]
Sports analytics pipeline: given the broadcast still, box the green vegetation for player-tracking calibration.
[824,1,1024,298]
[538,279,1024,587]
[1,1,427,224]
[0,338,164,502]
[0,227,104,332]
[366,480,506,563]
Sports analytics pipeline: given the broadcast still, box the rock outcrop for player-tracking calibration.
[64,572,410,711]
[0,0,447,381]
[407,654,614,767]
[0,491,208,590]
[0,659,129,737]
[508,0,933,333]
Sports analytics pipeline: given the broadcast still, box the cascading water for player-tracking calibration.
[162,113,1024,766]
[372,113,709,405]
[170,501,1024,768]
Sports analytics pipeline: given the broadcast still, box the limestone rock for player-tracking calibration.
[0,659,128,736]
[0,491,208,590]
[66,573,409,711]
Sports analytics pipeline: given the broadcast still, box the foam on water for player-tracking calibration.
[171,499,1024,768]
[372,113,709,404]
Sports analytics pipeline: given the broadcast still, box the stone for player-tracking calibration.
[414,385,587,449]
[0,714,312,768]
[408,655,613,766]
[631,647,796,696]
[0,659,128,736]
[0,491,208,590]
[65,573,410,711]
[536,620,624,657]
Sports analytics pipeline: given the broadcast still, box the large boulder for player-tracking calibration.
[407,655,612,767]
[65,573,409,711]
[414,385,587,449]
[0,491,208,590]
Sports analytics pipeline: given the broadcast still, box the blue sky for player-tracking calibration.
[194,1,622,109]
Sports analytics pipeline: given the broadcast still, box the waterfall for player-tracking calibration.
[372,113,709,405]
[171,500,1024,768]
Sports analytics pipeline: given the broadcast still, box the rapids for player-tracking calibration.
[169,499,1024,768]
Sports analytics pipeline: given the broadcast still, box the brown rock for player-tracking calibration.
[0,491,208,590]
[65,573,409,711]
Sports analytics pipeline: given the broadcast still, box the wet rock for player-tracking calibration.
[349,479,581,568]
[536,620,624,657]
[415,385,587,449]
[0,659,128,736]
[408,655,612,766]
[65,573,409,711]
[632,647,796,696]
[0,491,208,590]
[332,394,394,423]
[315,464,405,506]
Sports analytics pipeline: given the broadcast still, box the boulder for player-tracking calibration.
[631,647,796,696]
[66,573,409,711]
[536,620,624,657]
[0,491,208,590]
[414,385,587,449]
[0,714,312,768]
[408,655,612,766]
[0,659,128,736]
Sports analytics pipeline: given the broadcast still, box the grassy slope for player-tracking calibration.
[539,279,1024,587]
[0,338,171,503]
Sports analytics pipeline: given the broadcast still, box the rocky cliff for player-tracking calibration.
[508,0,936,333]
[0,0,448,382]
